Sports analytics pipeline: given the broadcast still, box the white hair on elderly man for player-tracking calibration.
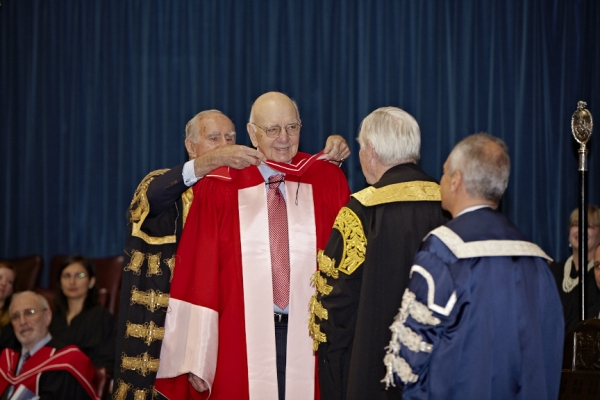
[357,106,421,166]
[9,290,51,313]
[447,133,510,203]
[185,109,230,142]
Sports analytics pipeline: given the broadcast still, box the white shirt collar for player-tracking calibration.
[455,204,493,218]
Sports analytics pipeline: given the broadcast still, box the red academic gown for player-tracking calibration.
[0,343,99,399]
[155,153,350,400]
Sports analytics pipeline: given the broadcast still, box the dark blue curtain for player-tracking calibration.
[1,0,599,285]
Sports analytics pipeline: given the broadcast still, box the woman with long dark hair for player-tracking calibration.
[49,255,115,372]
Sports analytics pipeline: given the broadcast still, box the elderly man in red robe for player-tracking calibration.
[155,92,351,400]
[0,292,98,399]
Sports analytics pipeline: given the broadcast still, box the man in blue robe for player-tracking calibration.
[382,133,564,400]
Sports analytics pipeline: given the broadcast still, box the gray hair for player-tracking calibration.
[185,109,226,143]
[9,291,51,313]
[357,107,421,165]
[447,133,510,203]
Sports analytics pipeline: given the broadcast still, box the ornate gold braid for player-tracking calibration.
[133,389,148,400]
[164,256,176,282]
[146,252,163,277]
[125,321,165,346]
[311,271,332,295]
[181,186,194,226]
[317,250,338,279]
[129,169,177,245]
[121,352,160,376]
[125,250,144,275]
[352,181,441,206]
[309,308,327,351]
[130,287,169,312]
[333,207,367,275]
[113,380,131,400]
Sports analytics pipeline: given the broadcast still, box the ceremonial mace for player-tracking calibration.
[571,101,593,321]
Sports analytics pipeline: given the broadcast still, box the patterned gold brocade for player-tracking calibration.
[164,256,176,282]
[310,295,328,320]
[309,314,327,351]
[121,352,160,376]
[130,169,178,245]
[181,186,194,227]
[146,253,162,277]
[351,181,441,206]
[133,389,148,400]
[317,250,338,279]
[311,271,332,295]
[125,321,165,346]
[125,251,145,275]
[113,380,131,400]
[130,287,169,312]
[332,207,367,275]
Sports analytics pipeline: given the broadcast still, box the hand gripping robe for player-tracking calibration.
[154,153,350,400]
[382,208,564,400]
[311,163,448,400]
[0,340,99,399]
[114,167,194,399]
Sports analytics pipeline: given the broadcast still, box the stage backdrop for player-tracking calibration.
[1,0,599,286]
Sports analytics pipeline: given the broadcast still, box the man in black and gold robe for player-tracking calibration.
[113,109,350,399]
[310,107,448,400]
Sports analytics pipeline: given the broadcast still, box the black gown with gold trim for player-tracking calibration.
[310,163,448,400]
[113,165,193,400]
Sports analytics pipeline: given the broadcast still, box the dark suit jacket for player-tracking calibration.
[146,163,187,217]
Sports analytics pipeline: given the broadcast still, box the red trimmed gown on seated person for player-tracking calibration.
[0,339,99,399]
[154,153,350,400]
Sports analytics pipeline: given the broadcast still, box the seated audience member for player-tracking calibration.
[0,261,16,332]
[0,291,98,399]
[549,206,600,332]
[49,255,116,373]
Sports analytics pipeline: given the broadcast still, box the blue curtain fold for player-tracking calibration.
[1,0,598,285]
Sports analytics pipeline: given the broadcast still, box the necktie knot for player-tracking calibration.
[22,352,30,363]
[268,174,284,190]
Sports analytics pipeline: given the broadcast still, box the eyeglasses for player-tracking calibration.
[251,122,302,138]
[61,272,87,280]
[10,308,46,322]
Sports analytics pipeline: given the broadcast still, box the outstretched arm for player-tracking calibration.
[192,144,266,177]
[146,145,265,217]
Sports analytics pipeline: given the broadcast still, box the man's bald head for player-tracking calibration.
[247,92,301,163]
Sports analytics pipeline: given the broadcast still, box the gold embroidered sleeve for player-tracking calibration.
[129,169,178,245]
[333,207,367,275]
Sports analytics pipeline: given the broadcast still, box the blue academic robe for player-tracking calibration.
[383,208,564,400]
